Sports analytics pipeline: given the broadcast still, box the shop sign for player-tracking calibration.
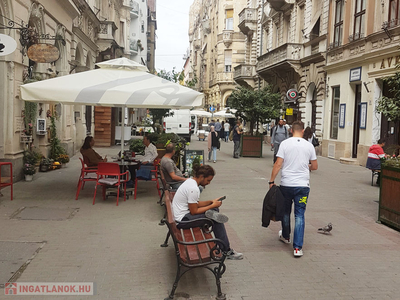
[286,108,293,116]
[0,34,17,56]
[349,67,362,82]
[285,89,299,103]
[27,44,60,63]
[380,55,400,69]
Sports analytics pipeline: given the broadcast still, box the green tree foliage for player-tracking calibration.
[228,86,282,135]
[377,70,400,121]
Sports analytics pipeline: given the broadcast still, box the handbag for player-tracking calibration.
[312,136,319,147]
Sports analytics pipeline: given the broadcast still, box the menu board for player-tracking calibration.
[184,150,204,175]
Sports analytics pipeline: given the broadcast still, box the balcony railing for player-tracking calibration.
[98,21,117,40]
[222,30,233,47]
[348,32,365,42]
[385,19,400,28]
[238,8,257,35]
[257,43,302,71]
[234,64,255,79]
[268,0,295,11]
[129,0,139,16]
[130,39,138,53]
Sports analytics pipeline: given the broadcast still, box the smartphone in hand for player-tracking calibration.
[218,196,226,201]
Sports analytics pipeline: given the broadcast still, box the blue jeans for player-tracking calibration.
[280,186,310,250]
[225,131,229,142]
[178,209,230,251]
[208,146,217,161]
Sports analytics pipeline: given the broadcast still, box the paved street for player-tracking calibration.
[1,137,399,300]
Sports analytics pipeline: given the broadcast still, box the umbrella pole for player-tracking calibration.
[121,106,126,157]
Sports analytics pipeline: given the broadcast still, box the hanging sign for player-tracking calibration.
[27,43,60,63]
[286,89,299,103]
[286,108,293,116]
[0,34,18,56]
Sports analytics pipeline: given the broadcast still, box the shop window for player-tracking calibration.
[330,86,340,139]
[224,50,232,72]
[333,0,344,47]
[352,0,365,41]
[389,0,400,27]
[225,9,233,30]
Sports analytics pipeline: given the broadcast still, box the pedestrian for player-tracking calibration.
[366,139,387,185]
[268,121,318,257]
[172,164,243,259]
[207,126,219,163]
[220,120,225,140]
[214,119,222,139]
[270,121,275,151]
[271,118,289,163]
[208,119,215,128]
[224,121,230,142]
[232,120,243,158]
[303,126,314,144]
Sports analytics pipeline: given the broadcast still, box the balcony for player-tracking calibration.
[222,30,233,47]
[257,43,302,75]
[129,39,138,54]
[202,19,211,34]
[267,0,295,11]
[129,0,139,18]
[238,8,257,36]
[98,21,117,41]
[233,64,256,88]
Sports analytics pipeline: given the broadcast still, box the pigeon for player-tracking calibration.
[318,223,332,234]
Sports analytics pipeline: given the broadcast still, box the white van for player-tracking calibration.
[163,109,191,142]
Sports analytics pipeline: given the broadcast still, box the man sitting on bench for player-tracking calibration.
[160,143,187,190]
[172,164,243,260]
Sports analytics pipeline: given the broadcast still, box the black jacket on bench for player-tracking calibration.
[262,185,285,228]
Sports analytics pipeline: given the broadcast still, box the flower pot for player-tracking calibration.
[25,174,33,182]
[379,165,400,231]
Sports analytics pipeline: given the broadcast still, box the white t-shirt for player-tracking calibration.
[224,123,230,132]
[172,178,200,221]
[277,137,317,187]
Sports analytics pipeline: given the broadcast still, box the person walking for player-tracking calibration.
[220,121,225,140]
[224,121,230,142]
[303,126,314,144]
[269,121,275,151]
[207,126,219,163]
[172,164,243,259]
[268,121,318,257]
[271,119,289,163]
[214,119,222,139]
[232,120,243,158]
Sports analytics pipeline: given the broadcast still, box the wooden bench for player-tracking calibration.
[161,190,228,300]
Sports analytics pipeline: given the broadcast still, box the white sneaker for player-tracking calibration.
[213,160,216,163]
[294,248,303,257]
[226,248,243,260]
[279,230,290,244]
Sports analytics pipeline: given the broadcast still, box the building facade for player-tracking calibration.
[188,0,247,112]
[0,0,155,180]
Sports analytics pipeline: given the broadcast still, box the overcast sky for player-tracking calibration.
[155,0,194,72]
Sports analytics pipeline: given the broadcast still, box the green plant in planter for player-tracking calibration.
[40,157,54,172]
[382,156,400,169]
[47,110,66,160]
[57,154,70,164]
[23,150,42,166]
[23,163,36,175]
[129,139,145,154]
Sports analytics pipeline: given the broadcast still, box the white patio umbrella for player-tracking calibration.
[21,57,204,154]
[214,110,235,118]
[190,109,212,117]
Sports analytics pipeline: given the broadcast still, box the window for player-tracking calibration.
[119,21,125,46]
[389,0,400,27]
[141,21,145,33]
[225,9,233,30]
[330,87,340,139]
[334,0,344,47]
[353,0,365,40]
[224,50,232,72]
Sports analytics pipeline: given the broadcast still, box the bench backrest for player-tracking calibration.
[159,168,170,191]
[164,191,182,242]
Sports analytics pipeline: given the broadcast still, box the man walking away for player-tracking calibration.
[232,120,243,158]
[268,121,318,257]
[224,121,230,142]
[271,119,289,163]
[214,119,222,139]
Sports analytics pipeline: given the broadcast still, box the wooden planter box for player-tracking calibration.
[379,166,400,231]
[240,135,263,158]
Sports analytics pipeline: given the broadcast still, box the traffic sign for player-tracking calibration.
[286,89,299,103]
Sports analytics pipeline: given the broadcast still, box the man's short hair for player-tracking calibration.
[165,143,175,153]
[291,121,304,132]
[193,165,215,178]
[378,138,386,145]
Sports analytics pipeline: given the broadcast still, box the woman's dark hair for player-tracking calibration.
[378,138,386,145]
[303,126,313,140]
[193,165,215,178]
[81,136,93,150]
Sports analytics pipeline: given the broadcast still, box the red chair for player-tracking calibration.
[134,158,161,199]
[75,157,98,200]
[93,163,128,206]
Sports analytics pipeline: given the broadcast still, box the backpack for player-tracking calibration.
[312,136,319,147]
[229,129,234,141]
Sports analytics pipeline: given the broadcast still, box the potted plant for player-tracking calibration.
[23,163,36,181]
[57,154,70,167]
[129,138,145,154]
[40,157,53,172]
[228,85,282,157]
[378,155,400,230]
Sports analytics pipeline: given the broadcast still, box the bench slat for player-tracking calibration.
[182,228,200,264]
[192,227,211,262]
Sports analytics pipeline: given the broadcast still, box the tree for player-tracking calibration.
[376,70,400,121]
[228,86,282,135]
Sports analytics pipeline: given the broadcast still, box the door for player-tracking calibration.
[311,87,317,132]
[352,84,362,158]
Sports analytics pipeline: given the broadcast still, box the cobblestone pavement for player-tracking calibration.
[0,137,399,300]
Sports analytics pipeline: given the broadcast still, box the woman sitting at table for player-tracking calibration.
[80,136,107,167]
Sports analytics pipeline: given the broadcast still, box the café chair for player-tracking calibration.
[134,158,161,199]
[93,163,128,206]
[75,157,98,200]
